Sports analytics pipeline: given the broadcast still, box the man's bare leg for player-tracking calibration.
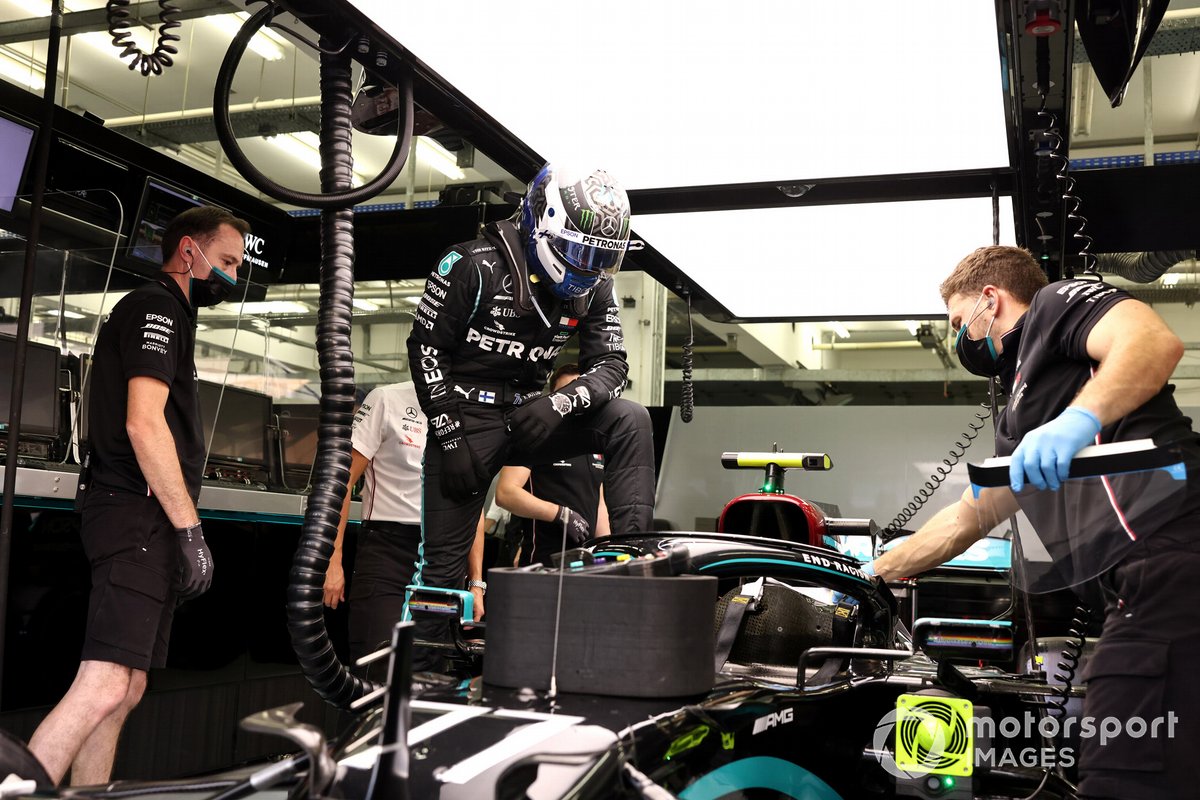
[27,661,134,785]
[69,668,147,785]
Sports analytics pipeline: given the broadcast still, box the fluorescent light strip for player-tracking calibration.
[829,322,851,339]
[267,132,367,185]
[234,11,290,48]
[79,28,158,65]
[415,136,465,181]
[0,50,44,91]
[267,133,322,171]
[351,298,379,311]
[209,13,285,61]
[237,300,311,314]
[43,308,86,319]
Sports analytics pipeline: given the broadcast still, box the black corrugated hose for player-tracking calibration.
[212,4,414,709]
[284,38,367,708]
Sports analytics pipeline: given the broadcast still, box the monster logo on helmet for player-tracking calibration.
[519,164,633,300]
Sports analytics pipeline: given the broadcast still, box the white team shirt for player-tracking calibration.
[352,382,426,523]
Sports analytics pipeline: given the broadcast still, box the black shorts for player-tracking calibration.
[79,490,179,671]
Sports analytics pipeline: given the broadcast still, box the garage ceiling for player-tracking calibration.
[1,0,1198,406]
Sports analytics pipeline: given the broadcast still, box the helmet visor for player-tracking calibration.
[545,227,628,276]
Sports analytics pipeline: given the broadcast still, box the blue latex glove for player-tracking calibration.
[1009,407,1102,492]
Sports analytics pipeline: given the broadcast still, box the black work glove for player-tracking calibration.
[558,505,591,546]
[176,523,214,600]
[439,435,490,502]
[508,392,573,452]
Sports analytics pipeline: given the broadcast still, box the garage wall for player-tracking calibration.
[654,404,1200,532]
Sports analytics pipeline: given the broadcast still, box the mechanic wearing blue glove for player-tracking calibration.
[867,245,1200,800]
[405,164,656,669]
[1008,405,1101,492]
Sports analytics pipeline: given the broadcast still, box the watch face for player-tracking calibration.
[550,393,573,417]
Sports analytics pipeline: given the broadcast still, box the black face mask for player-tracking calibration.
[189,247,238,308]
[956,320,1023,381]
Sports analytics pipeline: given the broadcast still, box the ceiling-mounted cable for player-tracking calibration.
[678,289,694,423]
[105,0,181,77]
[212,2,413,209]
[991,180,1000,246]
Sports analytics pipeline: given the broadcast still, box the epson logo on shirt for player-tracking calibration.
[145,313,173,327]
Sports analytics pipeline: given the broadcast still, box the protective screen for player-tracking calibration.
[968,442,1190,593]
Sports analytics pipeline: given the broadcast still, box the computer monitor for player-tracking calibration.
[197,380,271,468]
[0,112,37,215]
[0,334,62,439]
[275,403,321,470]
[128,178,208,266]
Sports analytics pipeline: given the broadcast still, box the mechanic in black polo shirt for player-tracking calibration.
[28,207,248,786]
[405,164,656,668]
[497,363,609,566]
[870,245,1200,800]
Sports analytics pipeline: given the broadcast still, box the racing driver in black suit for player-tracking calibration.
[405,164,655,666]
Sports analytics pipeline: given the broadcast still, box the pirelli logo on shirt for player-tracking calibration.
[141,313,175,355]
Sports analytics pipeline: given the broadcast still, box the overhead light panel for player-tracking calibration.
[0,51,44,91]
[632,196,1018,320]
[267,131,368,184]
[829,322,851,339]
[351,0,1009,188]
[351,298,380,311]
[43,308,85,320]
[266,133,322,172]
[79,27,159,66]
[416,136,465,181]
[209,13,286,61]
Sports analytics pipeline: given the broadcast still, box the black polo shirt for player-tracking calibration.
[513,453,605,565]
[88,276,204,500]
[996,279,1199,458]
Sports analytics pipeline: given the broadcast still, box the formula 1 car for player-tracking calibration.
[0,530,1081,800]
[17,445,1171,800]
[307,529,1081,800]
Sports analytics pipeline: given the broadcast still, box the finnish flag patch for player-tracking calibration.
[479,390,496,404]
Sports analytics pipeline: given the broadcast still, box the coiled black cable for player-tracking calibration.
[678,289,694,423]
[881,396,992,541]
[1037,89,1095,275]
[105,0,180,76]
[1046,605,1091,717]
[213,3,413,208]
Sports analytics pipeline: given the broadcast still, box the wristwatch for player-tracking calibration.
[468,579,487,592]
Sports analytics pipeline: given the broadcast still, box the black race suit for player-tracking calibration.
[405,221,655,662]
[995,279,1200,800]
